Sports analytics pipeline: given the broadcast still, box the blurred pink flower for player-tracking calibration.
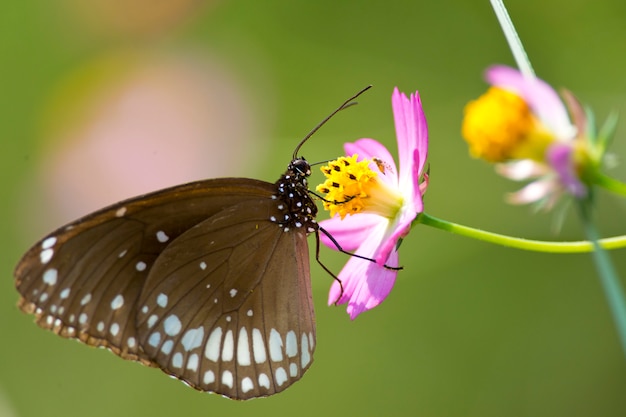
[464,65,590,210]
[21,50,263,236]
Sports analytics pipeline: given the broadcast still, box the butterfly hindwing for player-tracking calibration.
[136,198,316,399]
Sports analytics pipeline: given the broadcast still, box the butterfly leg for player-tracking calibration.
[313,230,345,304]
[318,227,403,271]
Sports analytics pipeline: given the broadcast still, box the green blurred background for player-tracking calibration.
[2,1,626,416]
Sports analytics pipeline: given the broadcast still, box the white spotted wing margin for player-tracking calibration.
[14,177,315,399]
[136,197,316,400]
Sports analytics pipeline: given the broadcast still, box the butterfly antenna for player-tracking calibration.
[292,85,372,160]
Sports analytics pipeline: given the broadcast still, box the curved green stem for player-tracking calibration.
[594,172,626,198]
[416,212,626,253]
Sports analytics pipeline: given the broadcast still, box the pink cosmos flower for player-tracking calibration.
[317,88,429,319]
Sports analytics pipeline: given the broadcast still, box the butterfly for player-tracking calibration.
[14,86,371,400]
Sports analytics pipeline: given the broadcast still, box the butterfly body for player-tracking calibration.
[15,159,318,400]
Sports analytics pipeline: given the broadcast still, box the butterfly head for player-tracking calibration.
[272,157,318,234]
[288,158,312,180]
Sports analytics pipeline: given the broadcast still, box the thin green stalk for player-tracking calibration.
[594,172,626,198]
[417,212,626,253]
[490,0,535,79]
[577,199,626,357]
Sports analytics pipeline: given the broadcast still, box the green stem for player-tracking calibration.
[577,199,626,357]
[594,172,626,197]
[417,212,626,253]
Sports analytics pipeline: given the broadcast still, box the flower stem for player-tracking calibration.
[490,0,535,80]
[594,172,626,198]
[577,199,626,357]
[417,212,626,253]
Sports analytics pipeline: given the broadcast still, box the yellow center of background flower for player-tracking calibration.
[461,87,552,163]
[316,155,403,220]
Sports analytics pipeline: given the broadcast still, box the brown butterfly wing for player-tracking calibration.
[136,198,315,399]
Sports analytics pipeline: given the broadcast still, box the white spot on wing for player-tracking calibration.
[147,314,158,328]
[181,327,204,352]
[156,230,169,243]
[163,315,182,336]
[110,294,124,310]
[252,328,267,364]
[156,293,168,308]
[258,373,270,389]
[97,321,105,332]
[78,313,87,325]
[186,353,199,372]
[110,323,120,336]
[135,261,147,271]
[289,362,298,377]
[237,327,251,366]
[148,332,161,347]
[301,333,311,368]
[42,269,58,286]
[205,327,222,362]
[275,367,288,387]
[127,337,136,348]
[222,370,234,389]
[59,288,70,299]
[229,288,237,298]
[269,329,283,362]
[161,340,174,355]
[241,377,254,393]
[203,370,215,385]
[172,352,183,369]
[80,293,92,306]
[222,330,234,361]
[40,249,54,264]
[116,207,127,217]
[199,261,207,270]
[285,330,297,358]
[42,237,57,249]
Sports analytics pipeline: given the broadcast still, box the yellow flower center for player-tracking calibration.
[461,87,554,163]
[316,155,404,220]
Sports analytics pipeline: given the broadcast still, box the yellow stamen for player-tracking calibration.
[316,155,404,219]
[461,87,554,163]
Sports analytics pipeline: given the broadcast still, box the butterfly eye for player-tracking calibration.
[291,159,311,177]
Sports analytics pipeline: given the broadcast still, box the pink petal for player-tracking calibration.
[329,249,400,320]
[546,143,587,197]
[373,201,418,264]
[409,148,425,209]
[392,88,429,192]
[507,179,557,205]
[486,65,574,141]
[495,159,548,181]
[319,213,384,252]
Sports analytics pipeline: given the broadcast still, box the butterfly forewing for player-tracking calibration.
[136,198,315,399]
[15,177,316,398]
